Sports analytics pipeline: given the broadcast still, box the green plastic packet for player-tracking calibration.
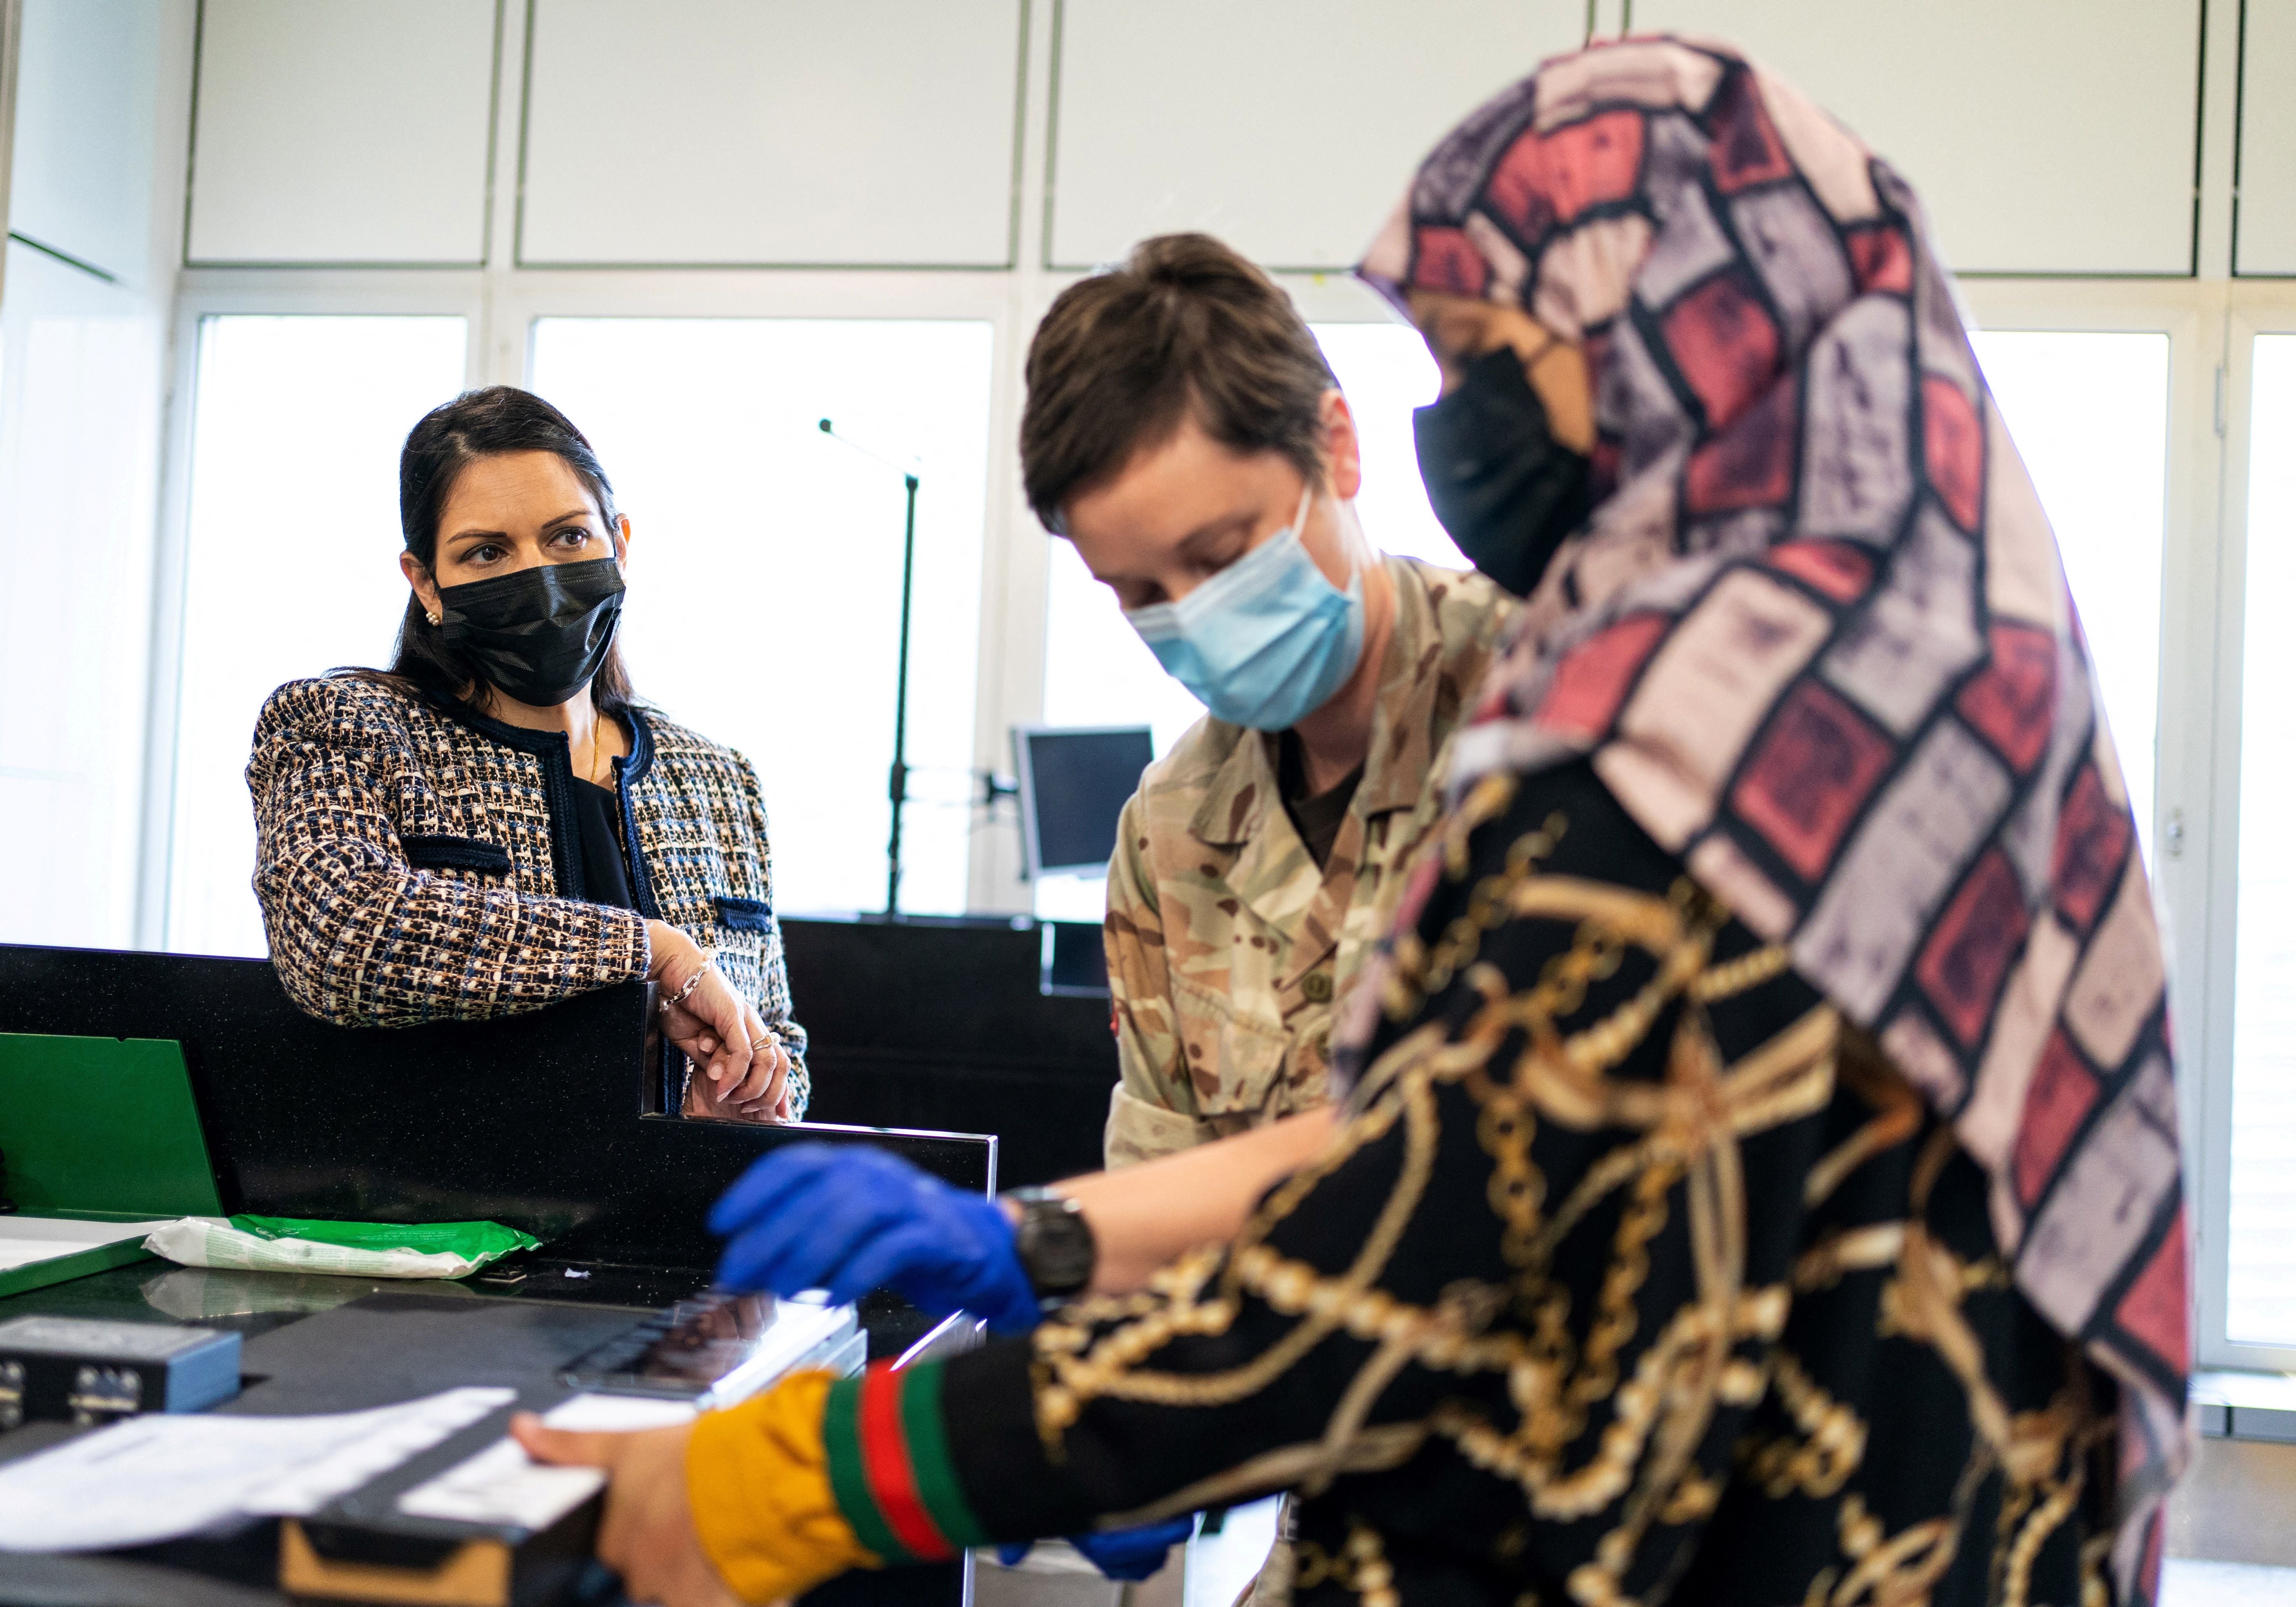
[229,1216,538,1260]
[142,1215,539,1280]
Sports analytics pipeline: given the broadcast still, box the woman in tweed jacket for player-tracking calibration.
[248,387,808,1121]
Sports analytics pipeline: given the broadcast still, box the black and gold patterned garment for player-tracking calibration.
[936,761,2118,1607]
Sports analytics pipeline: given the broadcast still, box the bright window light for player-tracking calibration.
[1968,331,2166,867]
[168,315,469,958]
[1313,323,1462,571]
[2229,333,2296,1347]
[530,319,992,918]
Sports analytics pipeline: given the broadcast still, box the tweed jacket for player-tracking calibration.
[247,674,808,1116]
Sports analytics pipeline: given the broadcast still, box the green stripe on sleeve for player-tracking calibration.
[822,1374,909,1562]
[895,1362,991,1549]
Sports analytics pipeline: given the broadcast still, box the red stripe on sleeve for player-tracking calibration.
[857,1365,955,1559]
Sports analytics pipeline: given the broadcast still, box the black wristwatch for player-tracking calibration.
[1004,1187,1096,1304]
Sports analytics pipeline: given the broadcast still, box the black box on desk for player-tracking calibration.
[0,1314,240,1426]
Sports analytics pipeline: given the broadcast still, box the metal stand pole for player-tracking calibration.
[885,472,920,918]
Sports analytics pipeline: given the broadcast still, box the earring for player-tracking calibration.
[426,610,441,626]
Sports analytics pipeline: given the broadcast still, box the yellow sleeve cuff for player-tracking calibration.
[686,1370,880,1604]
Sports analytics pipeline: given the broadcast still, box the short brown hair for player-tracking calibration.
[1021,233,1335,531]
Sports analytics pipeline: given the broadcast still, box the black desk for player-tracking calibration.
[0,941,1010,1604]
[0,1261,969,1607]
[0,937,1083,1598]
[0,944,998,1266]
[0,917,1124,1216]
[783,915,1118,1187]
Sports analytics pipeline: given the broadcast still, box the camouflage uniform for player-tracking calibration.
[1101,555,1514,1165]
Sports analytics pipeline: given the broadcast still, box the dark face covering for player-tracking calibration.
[1413,345,1595,598]
[438,556,626,707]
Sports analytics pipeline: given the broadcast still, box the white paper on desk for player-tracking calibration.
[0,1386,513,1553]
[244,1386,517,1516]
[541,1393,698,1432]
[389,1393,703,1532]
[391,1392,709,1532]
[397,1439,604,1531]
[0,1218,186,1272]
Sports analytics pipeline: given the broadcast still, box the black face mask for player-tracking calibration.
[437,556,626,707]
[1413,345,1595,598]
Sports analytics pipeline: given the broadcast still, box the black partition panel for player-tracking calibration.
[0,944,993,1270]
[781,915,1118,1187]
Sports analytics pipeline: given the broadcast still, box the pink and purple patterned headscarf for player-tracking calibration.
[1355,36,2188,1599]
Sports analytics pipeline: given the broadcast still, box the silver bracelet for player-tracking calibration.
[658,950,717,1013]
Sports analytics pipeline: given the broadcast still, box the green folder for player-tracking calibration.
[0,1033,225,1297]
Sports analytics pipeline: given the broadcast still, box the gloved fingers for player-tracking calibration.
[1078,1518,1195,1552]
[938,1197,1042,1333]
[858,1191,1032,1332]
[714,1228,810,1294]
[817,1226,963,1310]
[994,1543,1034,1568]
[717,1187,907,1295]
[1071,1517,1196,1582]
[707,1145,848,1235]
[795,1170,973,1295]
[833,1223,1038,1331]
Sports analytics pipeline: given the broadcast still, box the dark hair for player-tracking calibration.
[1020,233,1335,531]
[348,385,636,716]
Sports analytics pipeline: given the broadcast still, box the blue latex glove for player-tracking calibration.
[709,1144,1043,1333]
[997,1516,1196,1582]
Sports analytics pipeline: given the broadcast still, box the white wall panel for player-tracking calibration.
[519,0,1023,267]
[2238,0,2296,273]
[9,0,163,281]
[1635,1,2200,275]
[185,0,497,265]
[1047,0,1583,271]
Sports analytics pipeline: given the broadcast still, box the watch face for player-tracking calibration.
[1019,1202,1095,1294]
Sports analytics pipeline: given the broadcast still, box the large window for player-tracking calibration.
[167,315,469,958]
[2228,334,2296,1348]
[529,318,994,918]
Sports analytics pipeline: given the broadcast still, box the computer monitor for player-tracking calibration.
[1013,726,1155,879]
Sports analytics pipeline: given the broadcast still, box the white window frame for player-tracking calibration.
[139,273,487,949]
[2195,287,2296,1372]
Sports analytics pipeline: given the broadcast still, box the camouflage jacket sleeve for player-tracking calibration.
[1101,791,1217,1166]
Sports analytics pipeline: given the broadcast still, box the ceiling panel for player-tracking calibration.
[519,0,1024,268]
[186,0,498,266]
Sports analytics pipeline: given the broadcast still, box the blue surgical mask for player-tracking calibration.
[1123,485,1366,731]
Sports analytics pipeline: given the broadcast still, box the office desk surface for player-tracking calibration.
[0,1262,958,1607]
